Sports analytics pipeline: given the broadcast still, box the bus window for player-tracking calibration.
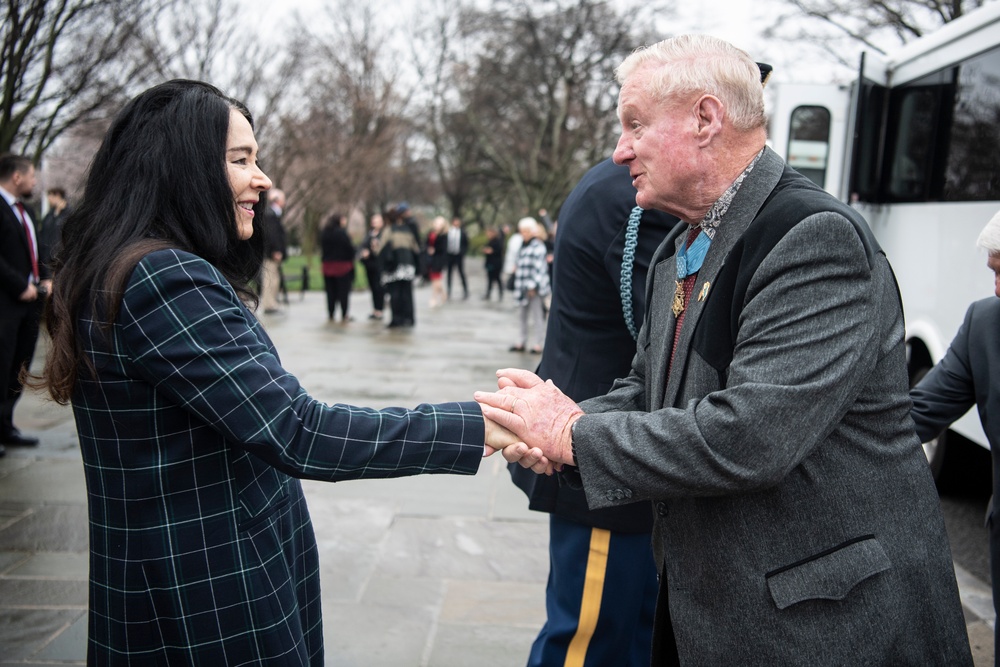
[887,88,938,200]
[786,105,831,188]
[943,45,1000,201]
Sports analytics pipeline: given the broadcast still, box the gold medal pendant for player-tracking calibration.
[672,280,685,317]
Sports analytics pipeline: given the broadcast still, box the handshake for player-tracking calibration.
[476,368,585,476]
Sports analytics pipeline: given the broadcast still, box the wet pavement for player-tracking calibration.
[0,265,994,665]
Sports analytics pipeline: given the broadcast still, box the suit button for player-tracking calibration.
[623,489,632,499]
[656,502,668,517]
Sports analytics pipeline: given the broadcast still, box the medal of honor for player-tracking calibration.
[672,280,686,317]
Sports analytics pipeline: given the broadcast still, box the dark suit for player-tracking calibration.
[445,225,469,298]
[574,148,971,664]
[37,206,67,275]
[0,196,44,439]
[74,248,485,663]
[911,296,1000,663]
[509,158,677,665]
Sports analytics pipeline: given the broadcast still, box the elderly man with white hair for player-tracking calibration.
[479,34,973,664]
[911,207,1000,666]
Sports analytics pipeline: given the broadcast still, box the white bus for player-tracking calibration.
[768,2,1000,480]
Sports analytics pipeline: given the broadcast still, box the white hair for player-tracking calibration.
[517,216,539,234]
[977,209,1000,255]
[616,34,766,132]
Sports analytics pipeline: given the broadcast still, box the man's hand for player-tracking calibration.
[475,368,584,466]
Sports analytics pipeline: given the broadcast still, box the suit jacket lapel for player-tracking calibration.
[662,148,786,408]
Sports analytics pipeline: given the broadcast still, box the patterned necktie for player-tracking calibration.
[15,202,39,281]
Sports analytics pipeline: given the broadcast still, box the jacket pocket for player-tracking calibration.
[765,535,891,610]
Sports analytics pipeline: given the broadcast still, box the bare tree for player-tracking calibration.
[269,0,412,251]
[1,0,156,159]
[766,0,993,70]
[411,0,667,225]
[131,0,306,156]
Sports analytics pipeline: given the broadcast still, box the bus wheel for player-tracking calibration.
[911,367,949,483]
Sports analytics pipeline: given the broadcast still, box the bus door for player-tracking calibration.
[767,83,850,199]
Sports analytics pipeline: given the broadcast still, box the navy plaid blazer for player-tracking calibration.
[73,249,485,665]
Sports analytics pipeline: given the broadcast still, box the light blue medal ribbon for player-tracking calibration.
[671,229,711,317]
[675,230,711,278]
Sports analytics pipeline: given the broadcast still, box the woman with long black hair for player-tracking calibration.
[33,79,513,665]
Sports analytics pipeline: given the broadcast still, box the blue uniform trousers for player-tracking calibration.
[527,514,658,667]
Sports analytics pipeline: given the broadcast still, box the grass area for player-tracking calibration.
[281,254,369,291]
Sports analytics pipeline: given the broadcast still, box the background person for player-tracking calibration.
[502,221,523,293]
[33,79,515,664]
[0,153,45,455]
[446,215,470,300]
[482,226,505,301]
[481,35,973,665]
[38,186,69,277]
[509,216,549,354]
[358,212,386,319]
[319,212,355,323]
[427,215,448,308]
[261,187,287,314]
[380,208,421,328]
[910,208,1000,665]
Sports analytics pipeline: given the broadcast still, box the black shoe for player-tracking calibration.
[0,443,6,457]
[2,430,38,446]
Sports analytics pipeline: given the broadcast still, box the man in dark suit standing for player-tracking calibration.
[911,208,1000,665]
[0,153,45,455]
[509,158,676,666]
[445,215,469,300]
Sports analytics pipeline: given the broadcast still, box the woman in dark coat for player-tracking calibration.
[319,212,355,322]
[378,209,420,327]
[31,79,512,665]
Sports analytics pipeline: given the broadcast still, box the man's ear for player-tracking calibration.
[694,95,724,147]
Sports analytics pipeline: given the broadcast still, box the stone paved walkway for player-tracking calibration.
[0,265,993,665]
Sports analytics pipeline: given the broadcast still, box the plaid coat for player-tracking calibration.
[73,249,485,665]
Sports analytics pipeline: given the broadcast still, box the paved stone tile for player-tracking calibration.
[7,552,87,579]
[0,579,87,608]
[324,601,435,667]
[428,622,539,667]
[372,516,548,583]
[0,505,88,552]
[0,459,86,504]
[0,552,28,575]
[32,611,87,663]
[0,609,84,662]
[969,620,995,667]
[439,580,546,628]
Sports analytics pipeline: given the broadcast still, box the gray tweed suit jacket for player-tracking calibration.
[573,148,972,665]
